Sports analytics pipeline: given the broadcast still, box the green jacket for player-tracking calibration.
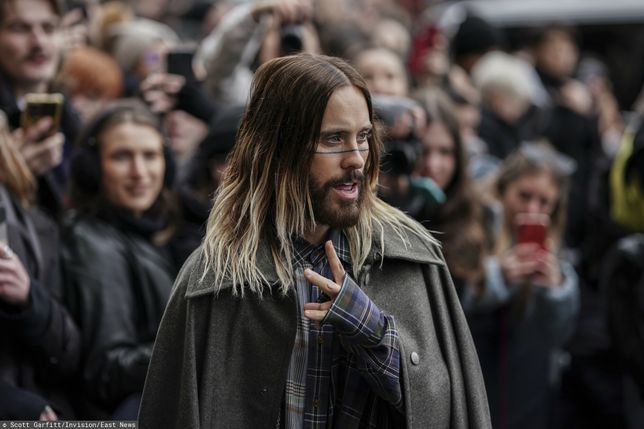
[139,224,491,428]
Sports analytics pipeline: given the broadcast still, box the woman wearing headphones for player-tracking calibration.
[62,100,178,419]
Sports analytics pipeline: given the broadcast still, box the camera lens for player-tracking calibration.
[280,24,304,55]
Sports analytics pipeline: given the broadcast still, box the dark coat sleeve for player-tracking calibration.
[0,203,81,384]
[0,278,81,382]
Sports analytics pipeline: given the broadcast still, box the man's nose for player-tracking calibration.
[30,26,48,47]
[341,145,366,170]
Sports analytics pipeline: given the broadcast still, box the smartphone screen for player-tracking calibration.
[516,213,549,251]
[21,93,64,139]
[166,50,196,82]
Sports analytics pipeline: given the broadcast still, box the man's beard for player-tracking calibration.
[309,170,366,229]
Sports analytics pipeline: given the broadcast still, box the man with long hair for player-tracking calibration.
[139,54,490,428]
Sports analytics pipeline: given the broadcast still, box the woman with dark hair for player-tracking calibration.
[62,100,177,419]
[414,87,489,295]
[0,110,80,420]
[415,88,579,428]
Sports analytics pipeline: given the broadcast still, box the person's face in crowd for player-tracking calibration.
[0,0,60,91]
[454,102,481,141]
[100,122,165,217]
[309,85,371,229]
[418,121,456,190]
[164,110,208,164]
[354,49,408,97]
[501,170,559,225]
[535,31,578,79]
[488,90,530,125]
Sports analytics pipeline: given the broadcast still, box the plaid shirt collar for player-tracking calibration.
[292,229,351,268]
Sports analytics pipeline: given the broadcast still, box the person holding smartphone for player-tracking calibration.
[0,0,82,219]
[471,143,579,429]
[0,110,80,420]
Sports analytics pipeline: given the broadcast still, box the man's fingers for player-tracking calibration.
[324,240,346,285]
[24,117,54,142]
[303,309,327,321]
[303,301,332,312]
[304,268,340,297]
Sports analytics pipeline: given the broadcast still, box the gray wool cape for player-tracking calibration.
[138,223,491,429]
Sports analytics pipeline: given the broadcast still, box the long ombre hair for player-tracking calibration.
[203,54,437,296]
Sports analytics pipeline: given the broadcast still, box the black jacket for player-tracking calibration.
[0,186,81,419]
[0,71,82,220]
[62,216,176,417]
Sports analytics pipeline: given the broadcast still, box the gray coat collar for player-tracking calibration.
[185,222,443,298]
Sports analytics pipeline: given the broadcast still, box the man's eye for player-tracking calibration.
[326,135,342,144]
[357,131,372,143]
[42,23,56,34]
[7,23,29,33]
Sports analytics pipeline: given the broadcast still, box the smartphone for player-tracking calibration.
[21,93,64,139]
[516,213,549,251]
[166,49,196,82]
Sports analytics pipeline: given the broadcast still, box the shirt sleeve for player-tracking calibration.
[321,274,403,410]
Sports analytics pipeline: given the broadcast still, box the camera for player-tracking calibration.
[372,95,422,176]
[280,24,304,55]
[372,95,445,220]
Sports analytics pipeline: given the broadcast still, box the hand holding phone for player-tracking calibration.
[21,93,64,140]
[15,94,65,175]
[166,48,196,82]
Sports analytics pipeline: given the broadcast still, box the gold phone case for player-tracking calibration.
[20,93,64,138]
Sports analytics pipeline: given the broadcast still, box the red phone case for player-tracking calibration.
[517,222,547,250]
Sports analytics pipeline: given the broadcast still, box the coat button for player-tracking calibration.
[410,352,420,365]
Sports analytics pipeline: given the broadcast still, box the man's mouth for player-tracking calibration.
[25,54,49,66]
[332,182,359,200]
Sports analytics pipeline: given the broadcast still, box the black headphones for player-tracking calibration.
[70,100,175,195]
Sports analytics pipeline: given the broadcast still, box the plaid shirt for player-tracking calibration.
[283,230,403,428]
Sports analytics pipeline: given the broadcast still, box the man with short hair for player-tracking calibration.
[0,0,80,218]
[139,54,490,429]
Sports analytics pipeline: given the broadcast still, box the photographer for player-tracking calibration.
[196,0,319,105]
[373,94,445,221]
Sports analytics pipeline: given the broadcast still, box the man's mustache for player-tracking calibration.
[325,170,366,189]
[24,49,48,61]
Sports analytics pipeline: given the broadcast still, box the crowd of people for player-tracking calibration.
[0,0,642,427]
